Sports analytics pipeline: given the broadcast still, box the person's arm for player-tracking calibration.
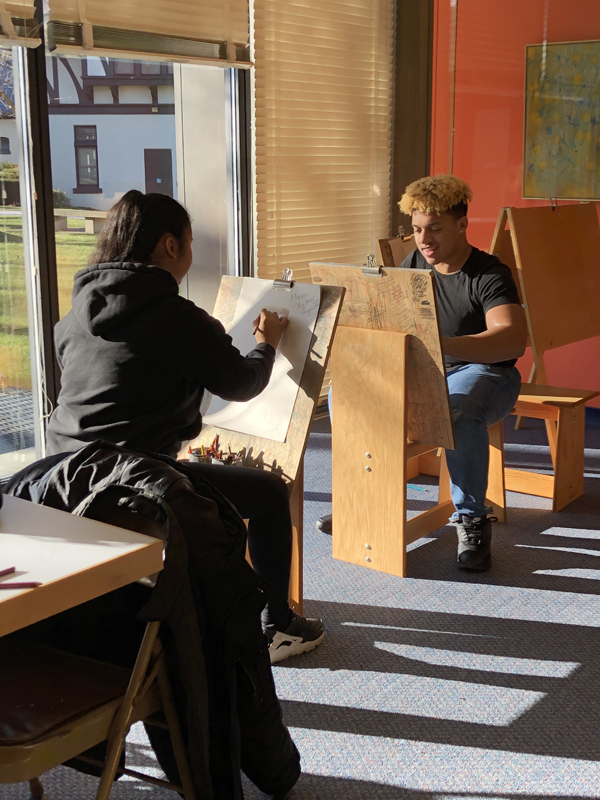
[442,303,527,364]
[183,306,287,403]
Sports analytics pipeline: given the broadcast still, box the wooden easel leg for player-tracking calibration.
[552,405,585,512]
[531,356,558,467]
[487,420,506,522]
[515,362,536,430]
[438,450,452,504]
[288,462,303,615]
[546,418,558,468]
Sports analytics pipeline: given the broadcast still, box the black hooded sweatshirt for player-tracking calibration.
[46,263,276,457]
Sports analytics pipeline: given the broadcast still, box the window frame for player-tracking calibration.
[1,30,254,482]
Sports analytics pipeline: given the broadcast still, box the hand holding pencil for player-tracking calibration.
[253,308,289,350]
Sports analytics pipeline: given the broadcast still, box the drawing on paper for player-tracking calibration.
[203,278,321,443]
[524,40,600,200]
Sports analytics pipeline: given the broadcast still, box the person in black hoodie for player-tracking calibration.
[46,189,324,664]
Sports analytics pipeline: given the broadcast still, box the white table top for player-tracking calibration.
[0,495,164,637]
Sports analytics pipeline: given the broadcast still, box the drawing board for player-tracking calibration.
[309,262,454,450]
[187,276,345,483]
[203,278,321,442]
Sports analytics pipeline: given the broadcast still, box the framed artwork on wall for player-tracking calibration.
[524,39,600,200]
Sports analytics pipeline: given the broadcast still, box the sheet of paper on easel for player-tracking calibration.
[203,278,321,442]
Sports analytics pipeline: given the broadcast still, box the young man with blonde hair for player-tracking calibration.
[399,174,526,570]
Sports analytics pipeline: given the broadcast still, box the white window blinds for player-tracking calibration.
[254,0,394,282]
[47,0,250,65]
[0,0,40,47]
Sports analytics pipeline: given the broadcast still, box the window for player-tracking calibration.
[0,48,45,477]
[73,125,101,193]
[141,62,161,75]
[114,60,134,75]
[48,55,246,322]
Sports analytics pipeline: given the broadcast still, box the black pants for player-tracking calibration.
[186,462,293,630]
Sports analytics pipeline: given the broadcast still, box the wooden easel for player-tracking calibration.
[489,203,600,509]
[185,276,345,613]
[490,203,600,392]
[309,262,456,578]
[379,231,417,267]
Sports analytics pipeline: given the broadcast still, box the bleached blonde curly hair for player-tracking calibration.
[399,174,473,217]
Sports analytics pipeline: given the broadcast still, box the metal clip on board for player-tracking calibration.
[361,253,382,276]
[273,268,294,290]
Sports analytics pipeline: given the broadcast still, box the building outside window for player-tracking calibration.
[47,55,244,323]
[0,136,10,154]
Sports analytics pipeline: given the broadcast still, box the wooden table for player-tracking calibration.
[0,495,164,637]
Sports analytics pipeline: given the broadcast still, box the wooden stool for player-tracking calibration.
[413,385,598,514]
[407,419,507,523]
[505,383,599,511]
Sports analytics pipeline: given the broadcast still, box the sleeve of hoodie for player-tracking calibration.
[180,304,276,402]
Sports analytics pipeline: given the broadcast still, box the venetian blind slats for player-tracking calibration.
[4,1,35,18]
[0,0,40,47]
[48,0,249,48]
[254,0,394,285]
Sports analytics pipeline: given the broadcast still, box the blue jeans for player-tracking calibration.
[446,363,521,519]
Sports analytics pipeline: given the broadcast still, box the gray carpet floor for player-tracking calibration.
[2,415,600,799]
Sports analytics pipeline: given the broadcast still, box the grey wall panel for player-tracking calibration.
[174,64,230,314]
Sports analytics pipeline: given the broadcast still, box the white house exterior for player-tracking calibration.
[47,55,177,211]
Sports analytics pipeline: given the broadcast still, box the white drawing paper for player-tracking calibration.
[203,278,321,442]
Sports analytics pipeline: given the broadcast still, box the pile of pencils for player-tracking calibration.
[188,435,246,466]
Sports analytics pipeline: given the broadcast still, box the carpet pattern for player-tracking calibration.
[2,416,600,799]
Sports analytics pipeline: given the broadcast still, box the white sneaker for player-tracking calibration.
[266,613,324,664]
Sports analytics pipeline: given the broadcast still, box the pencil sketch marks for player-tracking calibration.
[308,263,454,449]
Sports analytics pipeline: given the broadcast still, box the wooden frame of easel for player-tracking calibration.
[489,202,600,461]
[310,262,459,578]
[185,276,345,614]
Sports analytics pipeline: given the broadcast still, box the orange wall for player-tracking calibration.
[431,0,600,406]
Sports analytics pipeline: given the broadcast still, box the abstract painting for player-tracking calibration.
[524,40,600,199]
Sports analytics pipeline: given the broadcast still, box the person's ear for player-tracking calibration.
[459,216,469,235]
[164,234,178,259]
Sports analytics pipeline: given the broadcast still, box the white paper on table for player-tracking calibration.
[202,278,321,442]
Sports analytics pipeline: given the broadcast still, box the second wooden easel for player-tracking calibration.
[310,262,460,578]
[489,203,600,449]
[490,202,600,391]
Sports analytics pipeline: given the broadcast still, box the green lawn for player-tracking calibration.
[0,213,97,388]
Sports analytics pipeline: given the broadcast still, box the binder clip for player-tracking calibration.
[273,268,294,290]
[362,253,382,276]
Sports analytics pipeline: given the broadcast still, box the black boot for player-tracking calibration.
[454,515,495,571]
[316,513,332,534]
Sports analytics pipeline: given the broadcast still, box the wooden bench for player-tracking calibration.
[505,383,599,512]
[54,208,108,235]
[410,384,598,516]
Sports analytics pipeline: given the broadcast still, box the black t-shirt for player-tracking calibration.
[400,246,521,369]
